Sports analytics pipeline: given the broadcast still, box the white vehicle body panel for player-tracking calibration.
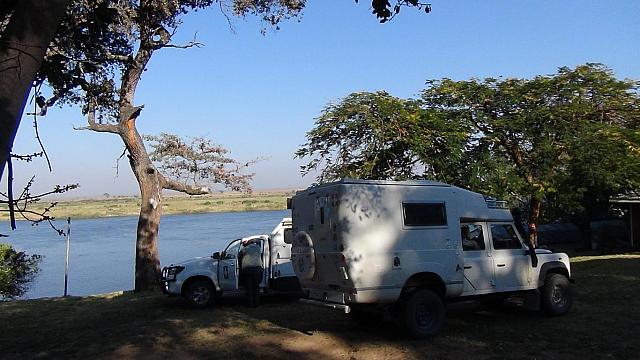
[290,180,571,307]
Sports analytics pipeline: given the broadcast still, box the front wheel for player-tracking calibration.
[399,289,446,339]
[541,273,572,316]
[184,279,216,308]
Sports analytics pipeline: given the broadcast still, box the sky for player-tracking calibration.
[5,0,640,198]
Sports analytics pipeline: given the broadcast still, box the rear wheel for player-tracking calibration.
[541,273,572,316]
[184,279,216,308]
[400,289,446,338]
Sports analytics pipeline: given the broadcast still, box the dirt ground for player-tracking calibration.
[2,254,639,359]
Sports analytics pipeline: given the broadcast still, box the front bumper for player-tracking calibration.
[161,267,182,295]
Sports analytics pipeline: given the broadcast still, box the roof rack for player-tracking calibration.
[485,197,509,209]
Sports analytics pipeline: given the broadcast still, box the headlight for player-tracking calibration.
[163,265,184,281]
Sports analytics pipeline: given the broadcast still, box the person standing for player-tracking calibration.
[239,239,263,307]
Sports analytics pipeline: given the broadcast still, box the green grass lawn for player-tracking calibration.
[0,191,292,221]
[1,254,639,359]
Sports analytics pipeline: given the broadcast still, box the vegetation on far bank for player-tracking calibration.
[0,191,291,221]
[1,254,639,359]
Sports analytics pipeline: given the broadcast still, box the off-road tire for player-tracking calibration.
[541,273,572,316]
[400,289,446,338]
[184,279,216,308]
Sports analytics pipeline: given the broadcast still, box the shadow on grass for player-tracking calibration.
[1,256,639,359]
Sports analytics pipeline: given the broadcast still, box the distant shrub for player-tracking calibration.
[0,244,42,300]
[216,201,224,205]
[201,201,213,206]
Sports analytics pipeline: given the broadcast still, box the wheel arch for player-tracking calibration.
[402,272,446,299]
[538,261,569,286]
[181,275,217,297]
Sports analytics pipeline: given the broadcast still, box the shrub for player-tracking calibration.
[0,244,42,300]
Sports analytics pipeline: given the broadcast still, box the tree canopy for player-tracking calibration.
[297,64,640,246]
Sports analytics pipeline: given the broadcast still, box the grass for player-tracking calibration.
[1,253,639,359]
[0,191,292,221]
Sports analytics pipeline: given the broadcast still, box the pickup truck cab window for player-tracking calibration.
[461,223,485,251]
[490,224,523,250]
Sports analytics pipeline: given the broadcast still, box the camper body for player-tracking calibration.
[290,180,572,337]
[161,218,300,307]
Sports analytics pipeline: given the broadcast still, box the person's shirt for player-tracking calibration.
[241,242,262,268]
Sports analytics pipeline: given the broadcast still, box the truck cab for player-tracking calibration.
[161,218,300,307]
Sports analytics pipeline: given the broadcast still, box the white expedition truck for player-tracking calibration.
[161,218,300,307]
[289,180,574,338]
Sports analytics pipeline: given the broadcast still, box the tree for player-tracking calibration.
[0,243,41,299]
[296,92,422,182]
[421,64,640,246]
[296,91,469,183]
[298,64,640,247]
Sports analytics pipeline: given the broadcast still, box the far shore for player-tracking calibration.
[0,191,292,221]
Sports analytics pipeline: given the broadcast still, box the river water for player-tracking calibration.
[3,210,290,299]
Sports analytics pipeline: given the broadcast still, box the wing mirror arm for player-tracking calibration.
[524,241,539,268]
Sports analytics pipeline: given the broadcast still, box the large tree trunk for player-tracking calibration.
[528,197,542,248]
[0,0,69,179]
[120,115,163,292]
[134,173,163,292]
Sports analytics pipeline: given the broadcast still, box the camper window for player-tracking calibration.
[402,202,447,227]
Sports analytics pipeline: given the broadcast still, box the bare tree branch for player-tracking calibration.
[31,98,52,171]
[160,175,210,195]
[74,102,120,133]
[164,32,204,49]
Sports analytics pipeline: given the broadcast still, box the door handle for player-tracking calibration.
[497,264,506,267]
[464,266,472,269]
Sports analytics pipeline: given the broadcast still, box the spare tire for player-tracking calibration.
[291,231,316,280]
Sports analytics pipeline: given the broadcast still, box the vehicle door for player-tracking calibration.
[488,223,532,291]
[460,222,495,294]
[272,227,295,279]
[218,239,242,291]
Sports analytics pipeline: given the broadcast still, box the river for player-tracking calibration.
[3,210,290,299]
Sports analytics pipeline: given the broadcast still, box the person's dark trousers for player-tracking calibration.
[242,266,263,307]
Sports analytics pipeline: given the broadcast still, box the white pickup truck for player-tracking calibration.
[290,180,574,338]
[161,218,300,307]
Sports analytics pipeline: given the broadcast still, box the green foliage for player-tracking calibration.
[296,91,467,183]
[420,63,640,222]
[298,64,640,225]
[0,244,41,300]
[296,92,420,181]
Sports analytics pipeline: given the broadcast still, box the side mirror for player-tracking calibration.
[283,228,293,244]
[211,252,220,260]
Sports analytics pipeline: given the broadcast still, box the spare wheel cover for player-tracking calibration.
[291,231,316,280]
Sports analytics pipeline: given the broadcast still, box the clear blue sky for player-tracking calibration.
[6,0,640,197]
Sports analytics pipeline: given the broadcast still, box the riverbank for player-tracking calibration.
[1,254,639,359]
[0,191,292,220]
